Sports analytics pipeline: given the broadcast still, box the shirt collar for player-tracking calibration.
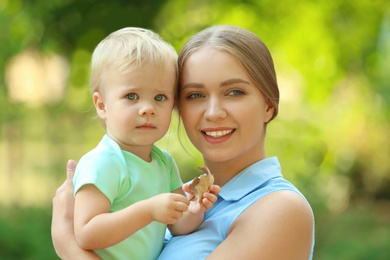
[218,157,282,201]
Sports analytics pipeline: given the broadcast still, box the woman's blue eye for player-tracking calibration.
[187,93,203,99]
[155,94,167,101]
[227,89,244,96]
[126,93,138,100]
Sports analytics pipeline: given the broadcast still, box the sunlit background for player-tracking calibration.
[1,0,389,258]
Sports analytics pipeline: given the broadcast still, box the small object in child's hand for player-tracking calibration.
[189,166,214,203]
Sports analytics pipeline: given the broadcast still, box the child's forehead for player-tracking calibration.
[100,61,176,88]
[111,59,175,73]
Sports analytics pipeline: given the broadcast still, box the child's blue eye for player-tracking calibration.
[126,93,138,100]
[155,94,167,101]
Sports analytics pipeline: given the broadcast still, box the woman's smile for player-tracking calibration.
[201,128,236,144]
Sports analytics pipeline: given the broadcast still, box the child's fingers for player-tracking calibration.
[209,184,221,195]
[182,183,193,194]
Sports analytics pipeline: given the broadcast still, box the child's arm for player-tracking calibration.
[74,184,189,250]
[168,184,221,236]
[51,160,102,259]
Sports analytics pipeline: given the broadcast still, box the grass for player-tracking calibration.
[0,206,58,260]
[314,200,390,259]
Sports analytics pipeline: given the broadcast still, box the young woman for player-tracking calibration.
[52,25,315,259]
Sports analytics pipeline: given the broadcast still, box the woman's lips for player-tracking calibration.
[203,129,234,138]
[201,128,235,143]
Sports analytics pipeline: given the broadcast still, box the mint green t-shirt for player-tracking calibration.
[74,134,183,260]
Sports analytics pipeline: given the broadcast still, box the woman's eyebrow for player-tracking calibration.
[181,82,204,89]
[220,78,250,86]
[181,78,249,89]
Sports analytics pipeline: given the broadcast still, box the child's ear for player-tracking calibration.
[264,99,275,123]
[93,92,106,120]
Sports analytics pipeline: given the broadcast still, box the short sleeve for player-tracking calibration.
[73,150,128,204]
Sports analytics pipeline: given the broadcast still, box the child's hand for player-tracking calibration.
[183,183,221,214]
[148,193,190,224]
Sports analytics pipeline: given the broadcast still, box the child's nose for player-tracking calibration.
[139,102,156,116]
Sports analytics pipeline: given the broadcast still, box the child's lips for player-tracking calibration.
[137,123,156,129]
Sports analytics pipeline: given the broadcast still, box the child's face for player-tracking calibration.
[94,63,176,158]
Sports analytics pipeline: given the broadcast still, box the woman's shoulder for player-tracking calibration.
[229,190,314,258]
[236,189,313,225]
[250,190,313,218]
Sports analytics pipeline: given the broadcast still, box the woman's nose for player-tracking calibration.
[204,97,226,121]
[139,101,156,116]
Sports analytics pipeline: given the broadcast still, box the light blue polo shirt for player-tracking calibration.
[158,157,315,260]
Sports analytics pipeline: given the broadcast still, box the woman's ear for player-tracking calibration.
[93,92,106,120]
[264,99,275,123]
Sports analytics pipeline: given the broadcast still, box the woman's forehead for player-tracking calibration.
[181,48,249,82]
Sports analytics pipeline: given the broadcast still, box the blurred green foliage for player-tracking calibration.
[1,0,390,258]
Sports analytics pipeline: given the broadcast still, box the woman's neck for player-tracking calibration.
[204,153,267,187]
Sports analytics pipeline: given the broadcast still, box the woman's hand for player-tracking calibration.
[51,160,100,259]
[51,160,76,255]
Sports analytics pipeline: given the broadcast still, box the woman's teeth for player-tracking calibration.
[205,130,233,138]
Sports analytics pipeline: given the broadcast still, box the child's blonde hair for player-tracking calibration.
[90,27,178,94]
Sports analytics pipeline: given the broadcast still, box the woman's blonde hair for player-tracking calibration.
[90,27,178,94]
[178,25,279,122]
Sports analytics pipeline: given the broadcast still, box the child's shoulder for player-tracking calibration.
[152,146,174,161]
[79,136,125,166]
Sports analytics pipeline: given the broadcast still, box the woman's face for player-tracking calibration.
[179,47,274,167]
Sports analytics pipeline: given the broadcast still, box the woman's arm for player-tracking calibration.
[206,190,314,260]
[51,160,101,259]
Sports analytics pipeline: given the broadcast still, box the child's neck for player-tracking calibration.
[123,146,154,162]
[107,134,154,162]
